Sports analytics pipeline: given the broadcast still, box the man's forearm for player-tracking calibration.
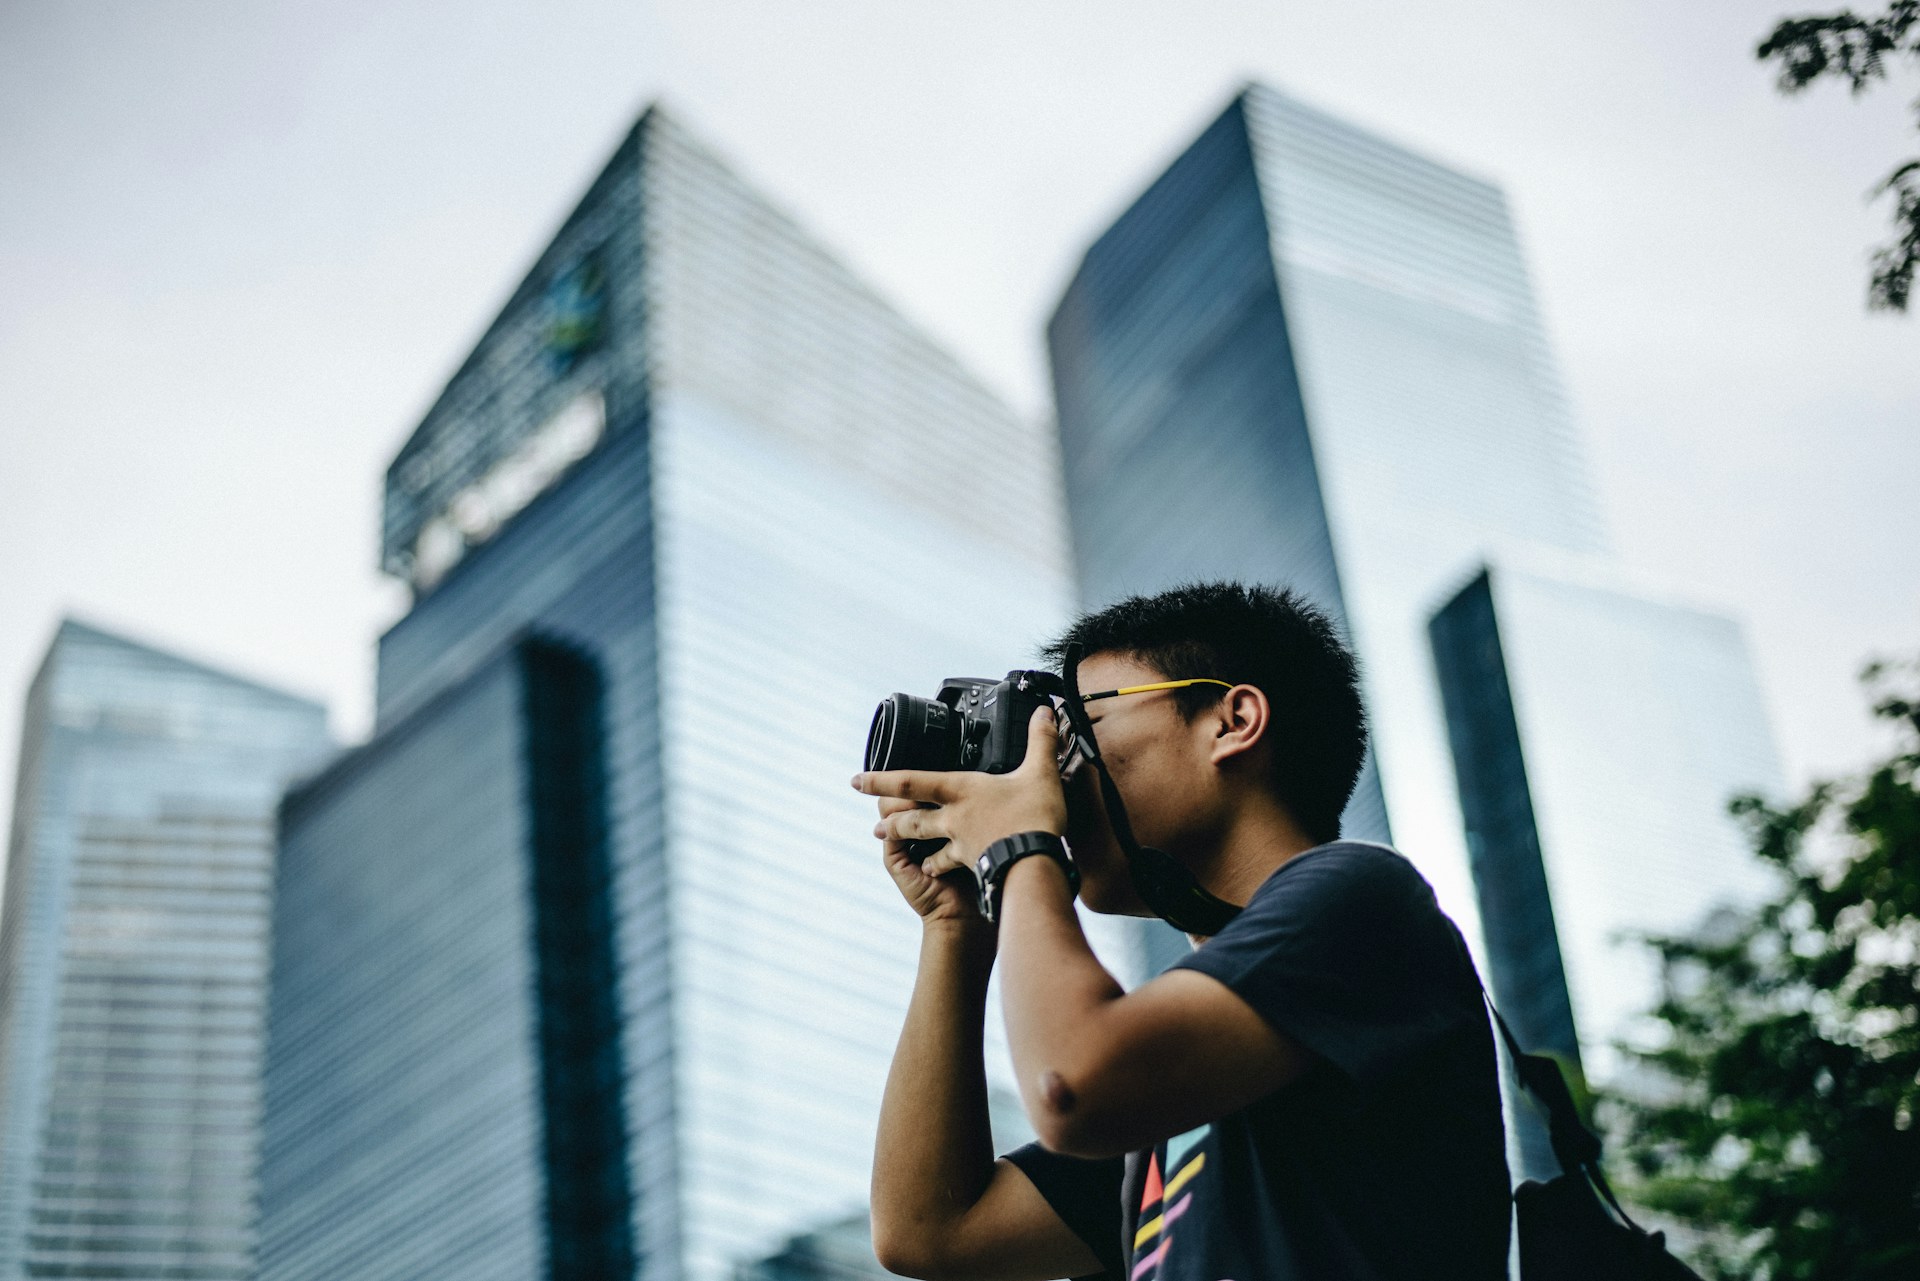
[871,919,1000,1259]
[996,858,1126,1149]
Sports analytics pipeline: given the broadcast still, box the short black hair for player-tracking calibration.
[1042,581,1367,844]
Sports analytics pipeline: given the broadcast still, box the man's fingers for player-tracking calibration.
[852,769,958,804]
[919,848,972,879]
[875,805,949,843]
[876,796,923,818]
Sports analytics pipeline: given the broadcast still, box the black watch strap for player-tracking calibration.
[975,831,1078,924]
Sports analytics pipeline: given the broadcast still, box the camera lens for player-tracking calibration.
[865,693,965,772]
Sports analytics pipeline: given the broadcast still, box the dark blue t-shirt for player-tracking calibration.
[1007,842,1509,1281]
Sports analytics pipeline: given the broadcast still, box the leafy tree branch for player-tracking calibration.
[1606,657,1920,1281]
[1759,1,1920,309]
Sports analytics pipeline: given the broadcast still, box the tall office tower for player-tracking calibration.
[1049,84,1608,955]
[0,620,330,1281]
[259,105,1084,1281]
[1429,560,1779,1176]
[1048,83,1782,1167]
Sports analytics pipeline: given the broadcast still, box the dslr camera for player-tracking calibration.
[863,652,1243,936]
[865,670,1064,776]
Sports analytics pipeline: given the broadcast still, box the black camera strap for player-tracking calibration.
[1060,644,1243,937]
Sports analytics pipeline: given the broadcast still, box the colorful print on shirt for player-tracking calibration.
[1130,1124,1208,1280]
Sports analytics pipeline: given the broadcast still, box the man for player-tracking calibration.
[857,582,1509,1281]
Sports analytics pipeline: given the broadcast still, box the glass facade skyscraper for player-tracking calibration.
[259,105,1102,1281]
[1429,559,1780,1177]
[1049,84,1608,954]
[1049,81,1781,1178]
[0,620,330,1280]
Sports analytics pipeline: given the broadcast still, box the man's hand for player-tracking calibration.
[876,796,987,925]
[856,706,1069,879]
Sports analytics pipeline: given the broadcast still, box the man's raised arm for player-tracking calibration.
[868,801,1103,1281]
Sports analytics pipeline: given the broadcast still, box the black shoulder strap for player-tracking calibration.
[1481,993,1645,1231]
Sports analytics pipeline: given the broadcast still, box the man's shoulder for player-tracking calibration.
[1182,842,1443,964]
[1202,840,1464,976]
[1245,840,1432,909]
[1175,838,1486,1087]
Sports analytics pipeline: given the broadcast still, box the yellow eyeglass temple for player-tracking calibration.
[1079,678,1235,703]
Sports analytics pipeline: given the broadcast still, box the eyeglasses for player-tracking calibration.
[1054,643,1245,934]
[1077,678,1235,704]
[1053,678,1235,776]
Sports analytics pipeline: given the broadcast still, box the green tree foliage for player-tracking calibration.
[1759,2,1920,310]
[1607,659,1920,1279]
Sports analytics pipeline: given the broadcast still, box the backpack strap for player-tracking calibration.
[1481,992,1646,1232]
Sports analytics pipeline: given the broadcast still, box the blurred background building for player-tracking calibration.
[733,1213,885,1281]
[257,104,1085,1281]
[0,620,329,1281]
[1429,558,1779,1177]
[1047,83,1608,972]
[1045,82,1780,1174]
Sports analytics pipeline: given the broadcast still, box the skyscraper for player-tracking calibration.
[0,620,330,1281]
[1429,558,1779,1176]
[1048,84,1608,954]
[259,105,1090,1281]
[1046,80,1780,1160]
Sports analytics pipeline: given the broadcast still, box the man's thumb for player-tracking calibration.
[1025,704,1058,765]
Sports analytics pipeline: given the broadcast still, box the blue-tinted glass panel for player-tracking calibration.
[0,622,328,1281]
[1428,571,1577,1181]
[261,655,546,1281]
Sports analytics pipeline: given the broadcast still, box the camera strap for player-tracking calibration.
[1060,644,1243,937]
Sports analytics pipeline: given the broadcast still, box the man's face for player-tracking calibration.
[1064,651,1225,916]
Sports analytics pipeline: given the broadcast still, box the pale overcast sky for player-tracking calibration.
[3,0,1916,854]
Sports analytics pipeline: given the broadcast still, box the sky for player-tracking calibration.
[3,0,1916,858]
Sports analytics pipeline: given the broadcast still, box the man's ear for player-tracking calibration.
[1208,684,1271,767]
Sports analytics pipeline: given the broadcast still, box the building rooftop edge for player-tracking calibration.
[378,107,655,496]
[47,615,331,717]
[1046,79,1510,335]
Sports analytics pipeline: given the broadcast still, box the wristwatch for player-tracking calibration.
[974,831,1079,925]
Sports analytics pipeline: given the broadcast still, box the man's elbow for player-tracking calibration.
[1028,1068,1129,1160]
[1032,1113,1128,1160]
[869,1234,925,1279]
[869,1225,930,1278]
[869,1222,962,1280]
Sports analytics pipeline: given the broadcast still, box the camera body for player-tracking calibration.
[864,669,1060,775]
[862,645,1243,936]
